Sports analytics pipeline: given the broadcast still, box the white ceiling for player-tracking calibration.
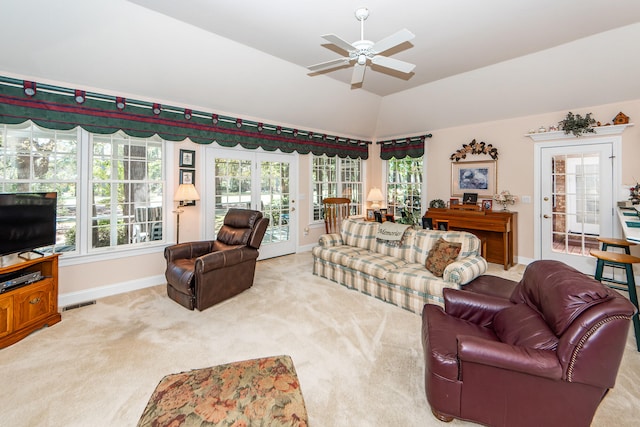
[129,0,640,97]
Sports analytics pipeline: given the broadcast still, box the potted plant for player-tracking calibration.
[559,112,596,137]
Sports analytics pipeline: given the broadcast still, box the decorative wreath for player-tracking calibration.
[450,139,498,162]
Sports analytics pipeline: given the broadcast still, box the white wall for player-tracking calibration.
[376,23,640,136]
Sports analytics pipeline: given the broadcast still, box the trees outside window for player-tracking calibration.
[386,156,423,225]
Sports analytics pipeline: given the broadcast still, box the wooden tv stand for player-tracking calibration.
[0,253,61,349]
[425,208,517,270]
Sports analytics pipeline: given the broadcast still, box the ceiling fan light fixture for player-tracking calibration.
[307,8,415,86]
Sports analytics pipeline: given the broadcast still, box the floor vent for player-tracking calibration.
[62,300,96,311]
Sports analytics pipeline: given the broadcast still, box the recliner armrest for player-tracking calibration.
[164,241,214,262]
[196,246,259,274]
[444,288,514,327]
[457,335,562,380]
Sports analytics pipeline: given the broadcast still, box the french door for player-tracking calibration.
[204,148,297,259]
[538,140,617,273]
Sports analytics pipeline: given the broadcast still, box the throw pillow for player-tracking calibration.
[425,237,462,277]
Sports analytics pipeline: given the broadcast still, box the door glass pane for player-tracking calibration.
[214,158,252,231]
[551,153,600,256]
[261,161,290,243]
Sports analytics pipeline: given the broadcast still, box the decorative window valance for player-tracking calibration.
[377,133,432,160]
[0,77,370,159]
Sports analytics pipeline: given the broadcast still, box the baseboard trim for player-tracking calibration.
[297,243,315,253]
[59,274,165,308]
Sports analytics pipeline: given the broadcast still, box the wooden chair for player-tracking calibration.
[322,197,351,233]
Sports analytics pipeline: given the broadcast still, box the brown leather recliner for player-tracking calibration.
[164,208,269,311]
[422,260,636,427]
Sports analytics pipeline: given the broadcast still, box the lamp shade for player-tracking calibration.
[174,184,201,202]
[367,187,384,210]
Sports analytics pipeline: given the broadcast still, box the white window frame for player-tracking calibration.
[0,122,169,264]
[310,154,364,223]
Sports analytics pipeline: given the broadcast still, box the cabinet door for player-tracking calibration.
[13,280,54,330]
[0,296,13,338]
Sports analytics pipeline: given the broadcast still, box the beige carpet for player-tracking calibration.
[0,252,638,426]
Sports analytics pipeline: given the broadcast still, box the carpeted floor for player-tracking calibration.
[0,252,638,426]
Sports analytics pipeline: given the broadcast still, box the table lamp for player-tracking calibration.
[367,187,384,211]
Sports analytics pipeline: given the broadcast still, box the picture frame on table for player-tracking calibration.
[366,208,375,221]
[449,198,460,207]
[482,199,493,211]
[463,193,478,205]
[179,149,196,167]
[451,160,497,198]
[379,208,388,216]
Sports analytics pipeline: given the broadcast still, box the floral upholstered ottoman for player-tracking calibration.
[137,355,308,427]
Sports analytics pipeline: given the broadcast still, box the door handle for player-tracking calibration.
[543,214,550,219]
[290,207,296,212]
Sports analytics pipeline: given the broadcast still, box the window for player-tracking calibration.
[386,156,423,224]
[312,155,363,221]
[91,132,164,249]
[0,122,80,254]
[0,122,165,257]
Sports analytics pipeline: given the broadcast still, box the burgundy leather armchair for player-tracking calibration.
[422,260,636,427]
[164,208,269,311]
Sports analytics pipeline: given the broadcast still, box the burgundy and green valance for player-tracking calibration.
[0,77,370,159]
[377,134,432,160]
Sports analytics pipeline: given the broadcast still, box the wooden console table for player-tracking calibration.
[425,208,517,269]
[0,253,61,348]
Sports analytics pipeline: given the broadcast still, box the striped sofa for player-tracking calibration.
[312,218,487,313]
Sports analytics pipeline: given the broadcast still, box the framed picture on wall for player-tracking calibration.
[451,160,496,198]
[179,149,196,167]
[179,169,195,185]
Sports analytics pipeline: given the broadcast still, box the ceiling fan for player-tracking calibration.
[307,8,416,85]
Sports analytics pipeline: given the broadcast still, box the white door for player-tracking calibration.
[539,141,615,273]
[205,147,297,259]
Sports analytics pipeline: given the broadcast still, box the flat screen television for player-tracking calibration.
[0,192,57,257]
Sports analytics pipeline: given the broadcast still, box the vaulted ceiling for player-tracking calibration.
[130,0,640,96]
[1,1,640,138]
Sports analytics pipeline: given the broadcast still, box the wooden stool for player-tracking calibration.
[590,249,640,351]
[597,236,637,254]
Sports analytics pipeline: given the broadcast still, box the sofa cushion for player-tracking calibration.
[341,219,378,251]
[311,245,369,267]
[425,238,462,277]
[493,304,559,350]
[348,252,409,280]
[386,263,460,302]
[413,230,480,266]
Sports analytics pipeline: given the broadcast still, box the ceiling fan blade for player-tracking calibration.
[321,34,356,53]
[351,63,366,85]
[370,55,416,74]
[372,28,415,54]
[307,57,351,72]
